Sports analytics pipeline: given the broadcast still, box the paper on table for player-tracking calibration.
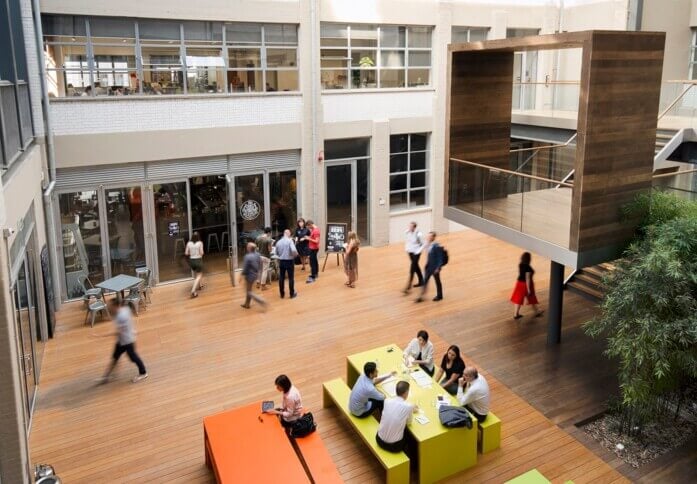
[380,380,397,397]
[414,414,430,425]
[412,371,434,387]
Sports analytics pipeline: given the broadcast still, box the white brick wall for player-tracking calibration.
[21,0,44,137]
[50,95,303,136]
[322,90,434,123]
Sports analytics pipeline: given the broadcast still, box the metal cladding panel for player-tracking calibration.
[56,163,146,189]
[146,158,228,180]
[228,150,300,172]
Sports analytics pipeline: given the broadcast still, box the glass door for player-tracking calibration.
[190,175,230,274]
[151,181,191,282]
[13,260,37,420]
[513,51,537,110]
[326,161,370,244]
[103,186,147,276]
[234,173,266,266]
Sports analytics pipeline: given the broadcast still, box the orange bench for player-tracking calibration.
[294,431,344,484]
[204,402,310,483]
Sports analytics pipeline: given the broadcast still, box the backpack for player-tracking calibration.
[289,412,317,438]
[438,405,472,429]
[441,246,449,266]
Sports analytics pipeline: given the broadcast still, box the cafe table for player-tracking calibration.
[347,343,478,483]
[96,274,142,300]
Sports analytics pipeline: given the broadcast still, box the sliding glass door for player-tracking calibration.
[152,181,191,282]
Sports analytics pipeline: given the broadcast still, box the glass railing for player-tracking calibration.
[657,81,697,129]
[509,140,576,181]
[653,165,697,201]
[448,158,573,248]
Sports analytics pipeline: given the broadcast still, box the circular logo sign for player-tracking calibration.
[240,200,261,221]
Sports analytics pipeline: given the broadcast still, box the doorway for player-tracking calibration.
[325,159,370,244]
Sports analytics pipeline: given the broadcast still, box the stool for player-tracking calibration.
[85,300,110,328]
[220,231,229,250]
[173,238,186,262]
[135,267,153,303]
[207,233,220,252]
[478,412,501,453]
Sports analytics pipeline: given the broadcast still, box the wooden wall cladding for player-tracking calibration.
[571,32,665,252]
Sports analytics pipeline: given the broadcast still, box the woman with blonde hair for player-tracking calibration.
[344,231,360,288]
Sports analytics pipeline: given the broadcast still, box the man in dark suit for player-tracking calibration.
[416,231,444,303]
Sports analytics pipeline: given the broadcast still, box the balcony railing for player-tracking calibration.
[449,157,573,248]
[653,166,697,201]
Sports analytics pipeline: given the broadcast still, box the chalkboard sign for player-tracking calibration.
[40,245,56,338]
[326,223,347,253]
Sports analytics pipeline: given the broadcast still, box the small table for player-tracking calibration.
[347,344,478,483]
[203,402,310,483]
[97,274,142,300]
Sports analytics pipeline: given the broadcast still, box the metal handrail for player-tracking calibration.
[658,83,695,121]
[652,167,697,179]
[450,157,574,187]
[555,169,575,189]
[509,132,577,154]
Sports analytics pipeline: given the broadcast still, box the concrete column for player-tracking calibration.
[547,260,565,345]
[0,233,32,483]
[370,120,390,247]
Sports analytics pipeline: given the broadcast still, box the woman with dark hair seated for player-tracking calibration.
[434,345,466,395]
[264,374,303,428]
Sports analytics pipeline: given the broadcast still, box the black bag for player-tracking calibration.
[438,405,472,429]
[289,412,317,438]
[441,246,449,266]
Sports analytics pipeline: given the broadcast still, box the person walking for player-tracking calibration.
[275,229,298,298]
[306,220,321,283]
[241,242,267,309]
[294,218,311,271]
[416,231,444,302]
[255,227,273,290]
[100,298,148,384]
[344,231,360,288]
[403,221,424,294]
[510,251,544,319]
[185,231,204,298]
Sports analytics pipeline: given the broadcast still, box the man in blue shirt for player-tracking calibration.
[349,362,396,418]
[416,231,445,303]
[274,229,298,299]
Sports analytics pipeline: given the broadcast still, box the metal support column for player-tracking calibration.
[547,260,565,345]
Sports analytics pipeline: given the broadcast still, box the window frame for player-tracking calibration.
[690,29,697,80]
[320,23,432,90]
[389,133,430,212]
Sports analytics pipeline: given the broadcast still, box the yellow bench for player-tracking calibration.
[478,411,501,453]
[322,378,410,484]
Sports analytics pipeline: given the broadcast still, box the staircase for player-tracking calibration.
[655,128,678,157]
[565,262,616,303]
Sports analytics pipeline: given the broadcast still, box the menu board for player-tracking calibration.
[326,223,347,253]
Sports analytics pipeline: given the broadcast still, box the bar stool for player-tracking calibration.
[221,231,229,250]
[207,233,220,252]
[173,238,186,262]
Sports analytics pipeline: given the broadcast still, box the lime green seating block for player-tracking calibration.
[322,378,409,484]
[478,411,501,453]
[505,469,551,484]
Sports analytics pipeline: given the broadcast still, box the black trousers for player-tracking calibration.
[279,259,296,297]
[376,433,405,453]
[309,249,319,278]
[422,269,443,298]
[113,343,146,375]
[465,405,488,423]
[408,252,424,287]
[356,398,384,418]
[420,364,435,377]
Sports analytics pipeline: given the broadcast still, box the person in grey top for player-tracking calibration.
[274,229,298,299]
[241,242,267,309]
[100,299,147,384]
[349,362,396,418]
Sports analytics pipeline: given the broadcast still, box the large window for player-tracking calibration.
[42,15,299,97]
[451,27,489,43]
[1,0,34,167]
[691,29,697,80]
[389,133,429,211]
[320,24,431,90]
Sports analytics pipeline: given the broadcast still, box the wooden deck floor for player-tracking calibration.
[30,230,626,483]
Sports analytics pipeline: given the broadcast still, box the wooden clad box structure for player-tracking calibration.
[445,30,665,268]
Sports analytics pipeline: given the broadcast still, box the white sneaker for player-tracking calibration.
[132,373,149,383]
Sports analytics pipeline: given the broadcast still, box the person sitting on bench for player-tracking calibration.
[456,367,490,422]
[349,362,396,418]
[264,374,303,428]
[376,381,418,452]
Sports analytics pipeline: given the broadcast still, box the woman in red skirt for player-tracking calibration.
[510,252,544,320]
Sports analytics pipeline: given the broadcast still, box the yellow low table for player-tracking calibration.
[347,344,478,483]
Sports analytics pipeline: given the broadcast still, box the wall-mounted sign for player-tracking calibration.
[240,200,261,221]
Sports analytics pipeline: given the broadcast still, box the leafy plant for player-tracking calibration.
[585,193,697,436]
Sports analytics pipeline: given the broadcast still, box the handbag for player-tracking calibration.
[438,405,473,429]
[289,412,317,438]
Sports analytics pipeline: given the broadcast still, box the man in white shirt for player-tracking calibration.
[100,299,148,384]
[403,222,424,294]
[376,381,418,452]
[456,367,490,422]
